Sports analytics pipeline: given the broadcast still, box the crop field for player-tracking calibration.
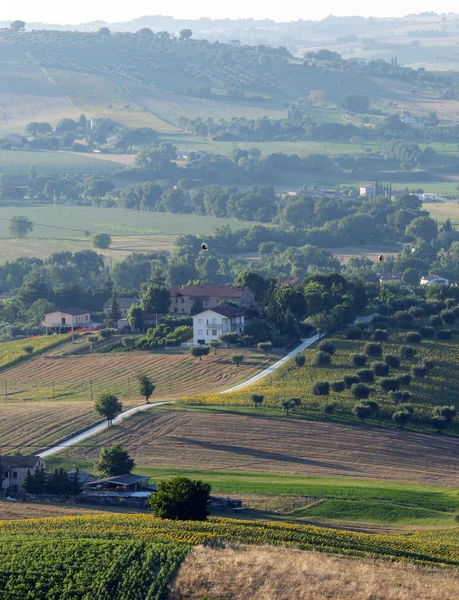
[0,334,68,371]
[330,245,399,265]
[182,323,459,426]
[141,92,287,124]
[4,513,459,567]
[424,202,459,226]
[0,149,122,176]
[0,536,187,600]
[59,407,459,487]
[170,543,459,600]
[0,347,276,405]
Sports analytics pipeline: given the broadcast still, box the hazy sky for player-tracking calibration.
[1,1,458,24]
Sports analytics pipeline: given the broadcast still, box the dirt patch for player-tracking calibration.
[68,410,459,486]
[168,543,459,600]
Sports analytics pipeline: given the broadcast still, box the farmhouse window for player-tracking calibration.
[174,308,178,313]
[12,485,18,493]
[212,330,217,336]
[3,471,7,479]
[12,472,17,478]
[198,329,203,335]
[61,317,66,325]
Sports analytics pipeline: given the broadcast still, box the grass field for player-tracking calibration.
[170,544,459,600]
[53,406,459,488]
[0,149,122,176]
[424,201,459,226]
[0,347,276,404]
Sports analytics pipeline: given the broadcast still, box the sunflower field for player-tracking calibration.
[0,334,68,371]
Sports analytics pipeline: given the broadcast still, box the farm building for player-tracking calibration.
[103,297,140,317]
[278,277,305,288]
[43,308,91,334]
[420,274,449,286]
[67,470,97,485]
[380,274,403,285]
[82,474,155,508]
[193,305,245,346]
[1,455,46,495]
[170,285,255,315]
[359,183,376,198]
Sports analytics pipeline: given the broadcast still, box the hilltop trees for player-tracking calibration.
[8,216,33,239]
[96,445,135,477]
[138,374,155,404]
[149,476,211,521]
[91,233,112,249]
[105,294,122,327]
[95,393,122,426]
[190,345,210,361]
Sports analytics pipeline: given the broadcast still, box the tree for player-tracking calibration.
[95,444,135,477]
[91,233,112,249]
[405,217,437,244]
[353,403,373,423]
[392,410,412,428]
[23,469,35,494]
[220,332,238,348]
[8,216,33,239]
[323,402,336,418]
[26,121,52,136]
[141,283,171,315]
[257,341,273,354]
[122,337,136,349]
[148,476,211,521]
[209,340,221,354]
[295,354,305,367]
[106,294,122,327]
[315,351,331,366]
[232,354,244,367]
[94,393,122,426]
[10,20,25,31]
[179,29,192,40]
[252,394,264,409]
[312,381,330,396]
[69,468,82,496]
[128,304,143,330]
[341,94,370,113]
[431,416,448,434]
[23,345,33,355]
[281,399,296,415]
[190,298,204,316]
[190,345,210,361]
[434,405,457,426]
[352,383,371,400]
[139,374,155,404]
[402,268,420,286]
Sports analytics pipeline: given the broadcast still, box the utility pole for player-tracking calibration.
[90,380,93,402]
[5,381,7,404]
[127,377,130,400]
[52,380,55,402]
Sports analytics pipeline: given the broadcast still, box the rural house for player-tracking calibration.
[44,308,91,334]
[103,297,140,317]
[278,277,305,288]
[1,455,46,495]
[170,285,255,315]
[67,469,97,485]
[420,274,450,286]
[359,183,376,198]
[380,274,403,285]
[192,305,245,345]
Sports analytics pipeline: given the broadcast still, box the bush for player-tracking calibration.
[91,232,112,249]
[453,306,459,318]
[121,337,136,349]
[405,332,421,344]
[148,476,211,521]
[445,298,457,308]
[399,373,412,386]
[99,328,115,339]
[420,326,435,339]
[412,365,427,379]
[373,329,388,341]
[409,306,426,319]
[373,362,389,377]
[23,345,34,355]
[257,341,273,353]
[389,390,411,404]
[323,402,336,418]
[424,359,436,372]
[344,375,360,389]
[88,335,98,343]
[352,383,371,400]
[352,403,373,423]
[312,380,330,396]
[319,341,336,355]
[357,369,375,383]
[384,354,400,369]
[363,399,379,417]
[441,309,456,325]
[431,416,448,433]
[399,403,414,415]
[364,343,382,358]
[395,310,413,322]
[400,345,417,359]
[352,353,367,367]
[429,315,442,328]
[437,329,453,340]
[345,327,362,340]
[380,378,400,393]
[315,351,331,366]
[393,410,412,428]
[434,405,457,425]
[331,380,345,393]
[295,354,305,367]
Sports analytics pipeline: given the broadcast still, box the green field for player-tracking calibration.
[424,201,459,226]
[0,149,122,176]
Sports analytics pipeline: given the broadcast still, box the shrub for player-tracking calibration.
[351,383,371,400]
[453,306,459,318]
[373,329,388,341]
[399,403,414,414]
[405,331,421,344]
[373,362,389,377]
[88,335,98,343]
[363,399,379,417]
[251,394,264,409]
[380,378,400,392]
[357,369,374,383]
[429,315,442,328]
[424,359,436,372]
[384,354,400,369]
[399,373,412,386]
[420,326,435,339]
[445,298,457,308]
[400,345,417,359]
[91,232,112,249]
[344,375,360,389]
[23,345,34,355]
[345,327,362,340]
[389,390,411,404]
[395,310,413,322]
[319,341,336,355]
[437,329,453,340]
[315,351,331,366]
[331,380,345,393]
[441,309,456,325]
[312,381,330,396]
[409,306,426,319]
[257,341,273,354]
[364,343,382,358]
[121,337,136,349]
[412,365,427,379]
[295,354,305,367]
[393,410,412,428]
[431,416,448,433]
[99,328,115,339]
[434,405,457,425]
[352,353,367,367]
[231,354,244,367]
[323,403,336,418]
[352,403,373,423]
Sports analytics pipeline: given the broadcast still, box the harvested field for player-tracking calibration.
[65,409,459,486]
[56,151,137,166]
[330,246,399,265]
[0,349,275,404]
[0,501,144,521]
[169,543,459,600]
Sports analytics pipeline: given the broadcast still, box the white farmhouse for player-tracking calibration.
[192,306,245,346]
[43,308,91,334]
[420,274,450,286]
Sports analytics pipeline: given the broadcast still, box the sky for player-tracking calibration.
[1,1,459,24]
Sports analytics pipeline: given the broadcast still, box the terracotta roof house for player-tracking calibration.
[420,274,449,286]
[170,285,255,315]
[380,274,403,285]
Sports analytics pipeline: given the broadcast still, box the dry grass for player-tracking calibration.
[168,543,459,600]
[0,500,144,521]
[66,410,459,486]
[330,246,399,265]
[56,151,137,166]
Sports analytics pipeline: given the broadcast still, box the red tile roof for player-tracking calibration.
[171,285,247,298]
